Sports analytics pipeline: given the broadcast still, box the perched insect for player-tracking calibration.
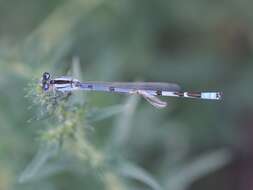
[41,72,222,108]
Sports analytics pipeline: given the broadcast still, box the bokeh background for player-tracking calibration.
[0,0,253,190]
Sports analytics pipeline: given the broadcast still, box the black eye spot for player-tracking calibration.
[43,72,50,80]
[43,83,49,91]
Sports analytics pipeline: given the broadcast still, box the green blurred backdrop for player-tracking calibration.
[0,0,253,190]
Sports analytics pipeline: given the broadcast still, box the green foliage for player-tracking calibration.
[0,0,252,189]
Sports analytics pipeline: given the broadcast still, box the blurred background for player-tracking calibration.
[0,0,253,189]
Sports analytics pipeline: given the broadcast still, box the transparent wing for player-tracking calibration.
[81,82,181,92]
[113,82,181,91]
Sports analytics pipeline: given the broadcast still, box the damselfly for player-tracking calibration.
[41,72,222,108]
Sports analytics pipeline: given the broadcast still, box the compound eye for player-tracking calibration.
[43,83,50,91]
[43,72,50,80]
